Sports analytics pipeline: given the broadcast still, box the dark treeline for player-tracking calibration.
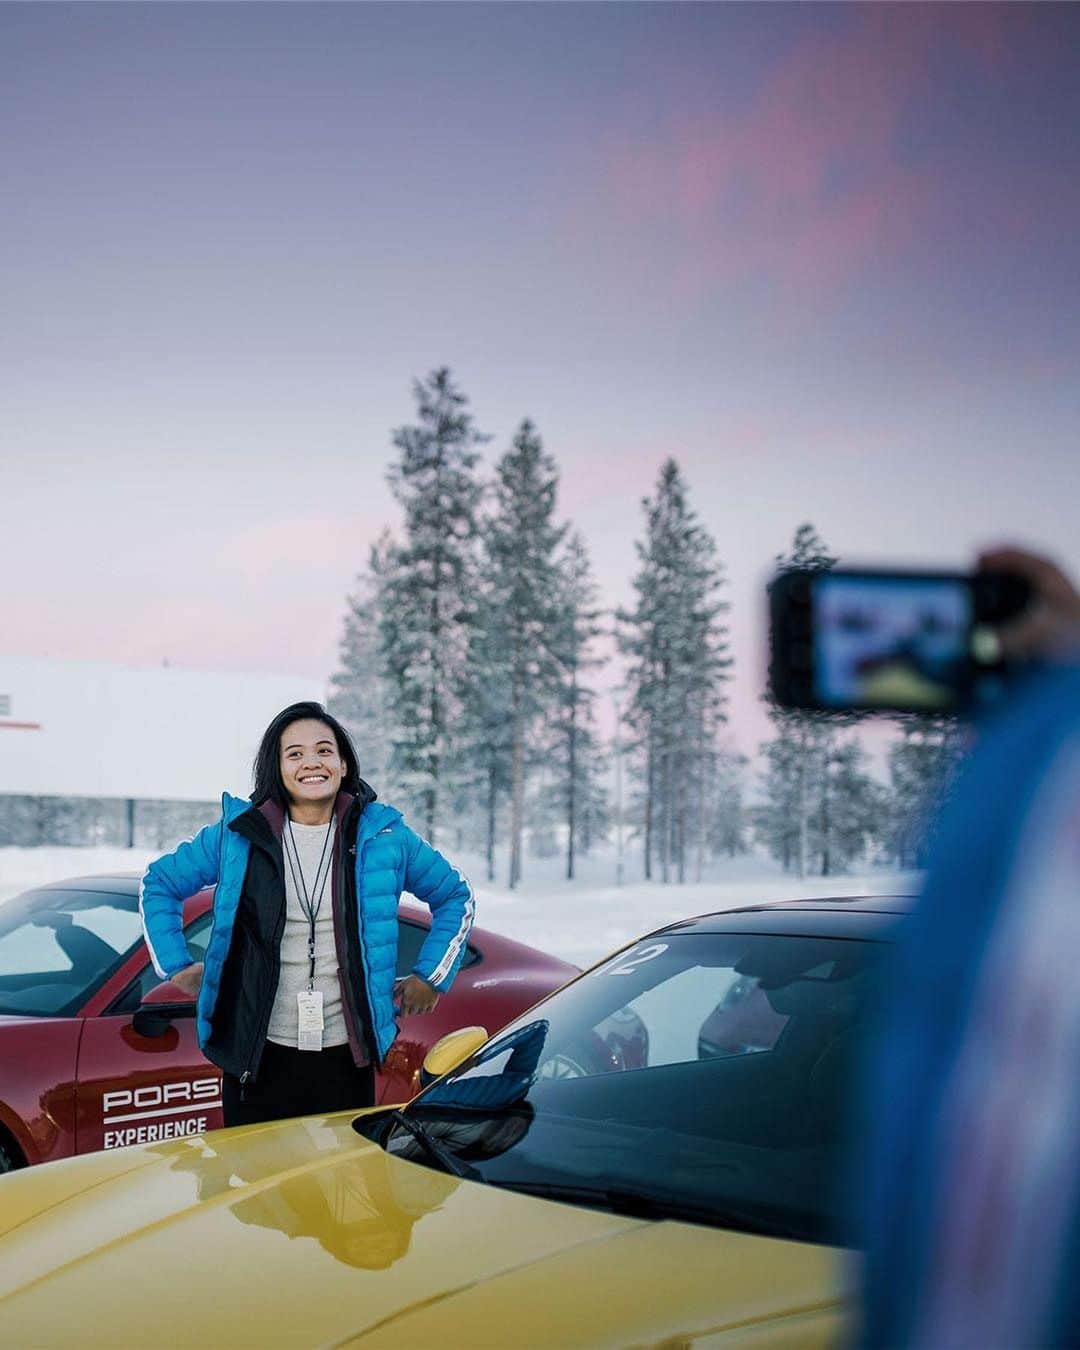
[328,368,962,887]
[0,796,218,850]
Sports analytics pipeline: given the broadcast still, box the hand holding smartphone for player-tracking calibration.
[769,567,1032,715]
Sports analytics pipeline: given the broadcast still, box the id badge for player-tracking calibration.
[296,990,324,1052]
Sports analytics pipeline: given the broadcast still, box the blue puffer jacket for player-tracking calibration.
[140,792,475,1067]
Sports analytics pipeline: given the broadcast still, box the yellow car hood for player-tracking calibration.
[0,1110,848,1347]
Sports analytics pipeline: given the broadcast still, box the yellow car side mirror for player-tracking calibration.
[420,1025,489,1086]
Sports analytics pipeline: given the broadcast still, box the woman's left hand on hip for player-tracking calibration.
[394,974,439,1016]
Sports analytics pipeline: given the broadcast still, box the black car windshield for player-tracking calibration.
[363,929,880,1244]
[0,887,143,1016]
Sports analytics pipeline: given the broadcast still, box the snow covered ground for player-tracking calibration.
[467,853,918,967]
[0,844,919,968]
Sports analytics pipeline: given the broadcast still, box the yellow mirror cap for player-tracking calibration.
[422,1025,489,1080]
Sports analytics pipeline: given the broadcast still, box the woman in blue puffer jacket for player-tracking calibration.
[139,701,475,1126]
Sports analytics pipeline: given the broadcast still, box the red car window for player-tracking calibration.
[0,888,144,1017]
[107,911,215,1014]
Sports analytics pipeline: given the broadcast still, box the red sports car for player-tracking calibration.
[0,874,576,1171]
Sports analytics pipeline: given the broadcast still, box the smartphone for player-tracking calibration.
[769,567,1032,714]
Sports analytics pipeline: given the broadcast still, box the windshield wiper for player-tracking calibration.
[385,1110,480,1181]
[493,1179,809,1241]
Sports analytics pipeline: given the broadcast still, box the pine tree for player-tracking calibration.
[379,368,486,843]
[887,715,966,867]
[576,751,611,857]
[328,531,397,791]
[685,654,735,882]
[758,523,841,877]
[476,419,567,888]
[550,530,608,880]
[617,459,731,883]
[811,739,888,874]
[710,746,749,859]
[754,736,803,870]
[458,564,514,883]
[525,758,562,859]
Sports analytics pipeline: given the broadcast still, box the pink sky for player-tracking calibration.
[2,4,1077,756]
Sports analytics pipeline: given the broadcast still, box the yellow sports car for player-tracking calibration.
[0,898,897,1347]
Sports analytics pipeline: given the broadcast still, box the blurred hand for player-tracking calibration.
[395,974,439,1016]
[979,547,1080,662]
[171,962,203,999]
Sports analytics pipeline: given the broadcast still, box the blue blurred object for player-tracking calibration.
[857,663,1080,1348]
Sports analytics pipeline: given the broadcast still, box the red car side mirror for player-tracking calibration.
[131,980,196,1038]
[142,979,194,1006]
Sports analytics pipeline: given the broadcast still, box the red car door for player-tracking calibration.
[75,909,224,1153]
[75,909,467,1142]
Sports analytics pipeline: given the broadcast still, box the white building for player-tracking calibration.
[0,657,324,846]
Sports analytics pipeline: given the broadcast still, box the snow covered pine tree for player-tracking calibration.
[617,460,731,884]
[378,368,486,845]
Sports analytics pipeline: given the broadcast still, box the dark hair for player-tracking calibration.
[251,702,364,807]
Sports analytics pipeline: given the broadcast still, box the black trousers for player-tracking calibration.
[222,1040,376,1127]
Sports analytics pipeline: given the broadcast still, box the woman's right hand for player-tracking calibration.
[171,962,204,999]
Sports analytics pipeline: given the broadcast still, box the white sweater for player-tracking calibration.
[266,817,348,1048]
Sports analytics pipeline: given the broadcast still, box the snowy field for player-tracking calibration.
[0,844,919,968]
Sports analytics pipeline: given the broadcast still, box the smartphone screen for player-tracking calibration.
[812,574,973,711]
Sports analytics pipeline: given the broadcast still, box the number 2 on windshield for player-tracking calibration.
[604,943,669,976]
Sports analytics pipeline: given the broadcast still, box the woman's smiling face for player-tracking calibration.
[278,718,346,810]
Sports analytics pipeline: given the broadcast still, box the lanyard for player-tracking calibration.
[283,816,336,990]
